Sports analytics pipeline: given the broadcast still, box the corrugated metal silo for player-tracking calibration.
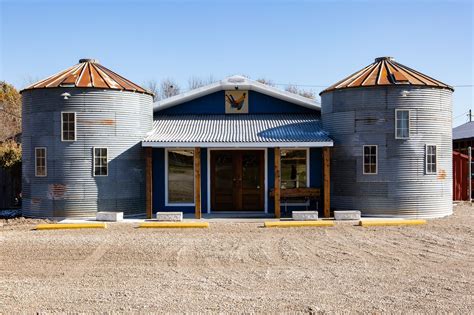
[321,57,454,218]
[21,59,153,217]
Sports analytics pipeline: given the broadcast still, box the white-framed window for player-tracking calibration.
[35,147,47,177]
[61,112,76,141]
[166,149,195,205]
[280,148,309,205]
[363,145,378,175]
[395,109,410,139]
[93,147,108,176]
[426,145,437,174]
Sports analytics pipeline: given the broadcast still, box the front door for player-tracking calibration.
[211,150,264,211]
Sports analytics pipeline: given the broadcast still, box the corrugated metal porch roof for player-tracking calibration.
[142,114,333,147]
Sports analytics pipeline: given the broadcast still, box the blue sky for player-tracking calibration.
[1,0,472,126]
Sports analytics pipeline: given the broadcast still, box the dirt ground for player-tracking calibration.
[1,205,473,314]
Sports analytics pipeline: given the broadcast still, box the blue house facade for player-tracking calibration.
[142,75,333,218]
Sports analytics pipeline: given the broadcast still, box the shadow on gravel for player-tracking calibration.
[0,209,22,219]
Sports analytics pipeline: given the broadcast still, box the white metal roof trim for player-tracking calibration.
[143,114,332,144]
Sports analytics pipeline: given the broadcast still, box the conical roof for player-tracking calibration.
[21,59,153,96]
[320,57,453,95]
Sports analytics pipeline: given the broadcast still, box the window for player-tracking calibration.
[363,145,377,174]
[167,149,194,204]
[280,149,308,204]
[426,145,437,174]
[281,149,308,189]
[35,147,47,177]
[395,109,410,139]
[61,112,76,141]
[93,147,108,176]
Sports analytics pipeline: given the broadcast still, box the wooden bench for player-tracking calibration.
[269,188,321,215]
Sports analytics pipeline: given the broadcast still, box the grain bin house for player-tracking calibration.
[21,57,454,219]
[21,59,153,217]
[321,57,454,218]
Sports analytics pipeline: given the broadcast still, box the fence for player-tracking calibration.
[0,164,21,209]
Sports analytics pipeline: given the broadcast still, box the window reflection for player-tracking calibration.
[168,150,194,203]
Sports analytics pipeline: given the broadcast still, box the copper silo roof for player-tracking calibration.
[21,59,153,96]
[320,57,453,95]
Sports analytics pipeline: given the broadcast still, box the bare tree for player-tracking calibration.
[188,75,215,90]
[160,78,180,99]
[298,89,316,99]
[256,78,275,87]
[285,84,316,100]
[285,84,299,94]
[143,80,160,102]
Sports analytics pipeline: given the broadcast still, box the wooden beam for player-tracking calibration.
[323,147,330,218]
[145,147,153,219]
[194,147,202,219]
[274,147,281,219]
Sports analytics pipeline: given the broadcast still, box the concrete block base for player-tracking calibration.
[292,211,318,221]
[156,212,183,222]
[96,211,123,222]
[334,210,361,220]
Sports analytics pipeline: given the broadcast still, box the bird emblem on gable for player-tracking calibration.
[226,92,246,111]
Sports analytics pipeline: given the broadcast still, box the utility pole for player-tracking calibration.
[468,109,472,122]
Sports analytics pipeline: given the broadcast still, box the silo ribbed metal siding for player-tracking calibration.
[22,88,153,217]
[321,86,453,218]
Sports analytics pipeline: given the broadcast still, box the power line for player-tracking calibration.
[454,111,469,119]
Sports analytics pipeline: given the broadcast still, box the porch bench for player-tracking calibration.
[270,188,321,216]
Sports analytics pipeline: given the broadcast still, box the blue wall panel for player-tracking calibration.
[155,90,318,116]
[248,91,316,114]
[157,91,225,115]
[310,148,323,212]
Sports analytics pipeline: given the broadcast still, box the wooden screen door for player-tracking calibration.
[211,150,265,211]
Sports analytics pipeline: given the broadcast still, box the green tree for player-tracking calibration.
[0,82,22,168]
[0,139,21,168]
[0,81,22,140]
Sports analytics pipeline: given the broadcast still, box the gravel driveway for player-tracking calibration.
[1,205,473,313]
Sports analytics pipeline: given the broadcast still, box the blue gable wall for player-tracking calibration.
[156,90,318,116]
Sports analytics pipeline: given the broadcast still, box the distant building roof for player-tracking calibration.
[21,59,153,96]
[320,57,453,95]
[142,114,333,147]
[453,121,474,140]
[154,75,320,112]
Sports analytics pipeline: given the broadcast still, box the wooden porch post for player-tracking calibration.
[274,147,281,219]
[194,147,202,219]
[145,147,153,219]
[323,147,330,218]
